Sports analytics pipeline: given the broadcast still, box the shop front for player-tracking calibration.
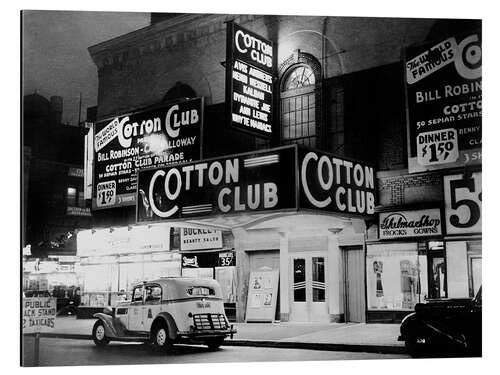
[135,145,377,323]
[443,172,482,299]
[76,224,180,318]
[178,227,237,321]
[366,207,446,323]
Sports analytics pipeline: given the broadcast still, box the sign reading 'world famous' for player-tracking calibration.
[405,32,482,173]
[226,22,275,138]
[93,98,202,209]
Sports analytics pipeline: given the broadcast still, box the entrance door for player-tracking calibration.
[342,247,365,323]
[289,252,328,322]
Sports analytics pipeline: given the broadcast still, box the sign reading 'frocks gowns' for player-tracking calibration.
[136,145,376,223]
[226,22,275,138]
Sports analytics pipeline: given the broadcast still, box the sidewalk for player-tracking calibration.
[45,316,405,354]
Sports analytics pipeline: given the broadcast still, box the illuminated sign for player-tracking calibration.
[136,145,376,223]
[93,98,203,209]
[226,22,275,138]
[406,32,482,173]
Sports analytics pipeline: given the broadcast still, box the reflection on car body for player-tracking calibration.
[91,277,236,352]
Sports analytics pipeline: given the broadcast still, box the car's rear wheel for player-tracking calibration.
[92,320,110,347]
[205,337,225,350]
[151,323,173,352]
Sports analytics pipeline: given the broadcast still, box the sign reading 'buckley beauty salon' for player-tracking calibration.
[136,146,376,223]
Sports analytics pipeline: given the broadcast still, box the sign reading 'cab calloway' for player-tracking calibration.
[226,22,275,138]
[136,146,376,223]
[93,98,202,209]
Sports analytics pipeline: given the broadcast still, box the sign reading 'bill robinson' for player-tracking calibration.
[405,32,482,173]
[226,22,275,138]
[136,145,376,223]
[93,98,202,209]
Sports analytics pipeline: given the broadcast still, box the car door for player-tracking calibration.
[143,283,163,332]
[128,285,145,332]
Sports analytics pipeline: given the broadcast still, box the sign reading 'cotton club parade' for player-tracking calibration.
[136,146,376,223]
[405,32,482,173]
[93,98,202,209]
[226,22,275,138]
[379,209,442,239]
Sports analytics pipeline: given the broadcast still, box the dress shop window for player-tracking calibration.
[281,64,317,148]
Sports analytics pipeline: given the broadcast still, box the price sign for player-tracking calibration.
[417,128,459,166]
[96,181,116,208]
[444,172,482,235]
[218,251,235,267]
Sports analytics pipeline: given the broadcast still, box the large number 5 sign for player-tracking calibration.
[444,172,482,235]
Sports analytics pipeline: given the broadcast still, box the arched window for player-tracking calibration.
[280,54,320,148]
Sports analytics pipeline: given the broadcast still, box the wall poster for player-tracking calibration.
[245,267,279,322]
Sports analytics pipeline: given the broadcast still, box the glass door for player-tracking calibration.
[290,252,328,322]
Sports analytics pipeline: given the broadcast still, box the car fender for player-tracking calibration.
[93,313,121,338]
[151,312,179,341]
[399,312,422,340]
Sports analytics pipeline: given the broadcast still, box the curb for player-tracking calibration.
[36,333,407,355]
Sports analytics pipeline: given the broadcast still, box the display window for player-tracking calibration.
[367,243,428,310]
[467,240,482,297]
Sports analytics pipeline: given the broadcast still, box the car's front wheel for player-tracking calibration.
[151,323,173,352]
[92,320,110,347]
[205,337,225,350]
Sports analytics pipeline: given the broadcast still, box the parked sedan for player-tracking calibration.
[399,287,481,358]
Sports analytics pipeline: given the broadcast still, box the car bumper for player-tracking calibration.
[179,326,237,340]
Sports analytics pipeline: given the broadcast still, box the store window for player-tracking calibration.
[67,187,77,206]
[366,243,428,310]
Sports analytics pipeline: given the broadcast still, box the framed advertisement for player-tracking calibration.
[93,97,203,209]
[226,21,276,139]
[405,32,482,173]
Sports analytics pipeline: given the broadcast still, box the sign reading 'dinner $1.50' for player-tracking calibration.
[93,98,203,210]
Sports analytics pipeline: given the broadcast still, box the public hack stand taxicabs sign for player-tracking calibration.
[22,297,57,365]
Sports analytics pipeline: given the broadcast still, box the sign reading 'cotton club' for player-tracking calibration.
[226,22,275,138]
[298,149,376,216]
[93,98,202,209]
[136,146,376,223]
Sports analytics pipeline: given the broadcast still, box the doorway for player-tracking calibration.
[289,252,329,322]
[342,247,366,323]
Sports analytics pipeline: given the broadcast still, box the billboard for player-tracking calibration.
[137,146,297,222]
[226,22,275,138]
[298,148,376,216]
[93,98,203,209]
[405,32,482,173]
[136,145,377,223]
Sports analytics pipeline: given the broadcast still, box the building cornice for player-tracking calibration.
[88,13,262,70]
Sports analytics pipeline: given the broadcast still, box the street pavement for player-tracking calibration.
[50,316,404,349]
[22,336,410,367]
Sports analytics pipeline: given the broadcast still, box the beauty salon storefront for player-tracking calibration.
[136,145,377,323]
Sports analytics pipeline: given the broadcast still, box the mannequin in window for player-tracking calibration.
[373,260,385,308]
[400,260,418,309]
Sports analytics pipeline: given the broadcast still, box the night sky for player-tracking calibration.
[22,10,150,125]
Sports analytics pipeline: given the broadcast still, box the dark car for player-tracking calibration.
[399,287,481,358]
